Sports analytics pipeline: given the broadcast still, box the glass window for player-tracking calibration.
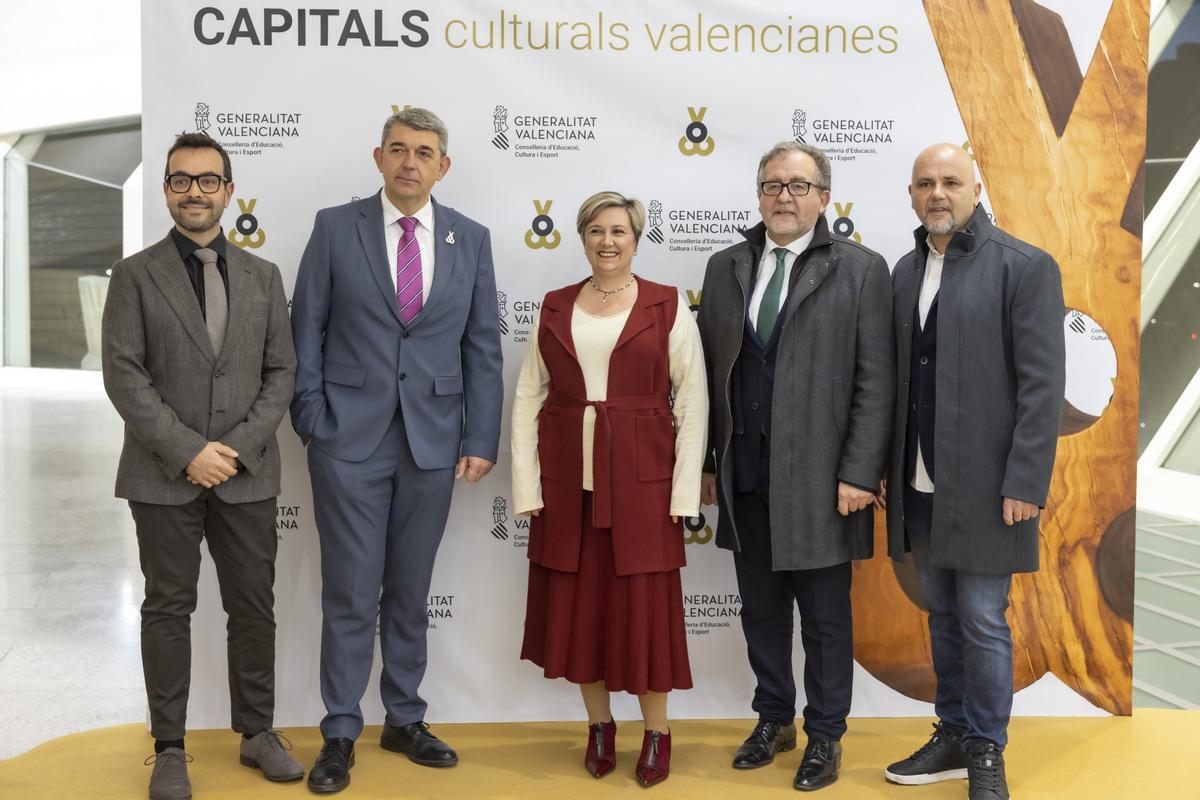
[2,123,140,369]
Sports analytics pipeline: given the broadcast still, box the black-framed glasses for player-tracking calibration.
[165,173,228,194]
[759,180,825,197]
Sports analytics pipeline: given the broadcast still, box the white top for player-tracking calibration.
[747,227,815,333]
[911,237,944,493]
[510,290,709,518]
[381,192,435,304]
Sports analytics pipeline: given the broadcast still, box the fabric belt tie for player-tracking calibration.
[545,390,671,529]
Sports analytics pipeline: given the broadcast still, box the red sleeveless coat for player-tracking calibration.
[527,278,686,577]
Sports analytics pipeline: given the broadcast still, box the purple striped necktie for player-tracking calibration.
[395,216,424,325]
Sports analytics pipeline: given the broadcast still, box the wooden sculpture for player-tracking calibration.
[851,0,1146,714]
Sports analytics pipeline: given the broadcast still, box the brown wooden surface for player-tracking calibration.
[851,0,1146,715]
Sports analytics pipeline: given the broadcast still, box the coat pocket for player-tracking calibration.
[636,414,675,482]
[434,375,464,395]
[324,360,365,387]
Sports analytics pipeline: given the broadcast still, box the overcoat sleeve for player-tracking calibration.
[837,252,895,491]
[1001,251,1066,505]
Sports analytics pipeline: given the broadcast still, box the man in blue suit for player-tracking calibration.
[290,107,503,794]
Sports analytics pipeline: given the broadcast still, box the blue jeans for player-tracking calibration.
[906,488,1014,749]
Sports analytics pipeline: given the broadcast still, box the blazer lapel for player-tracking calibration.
[144,235,216,365]
[613,283,656,352]
[409,197,455,329]
[540,283,580,363]
[356,192,403,326]
[216,246,254,367]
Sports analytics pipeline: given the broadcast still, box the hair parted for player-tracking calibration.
[381,107,449,156]
[756,141,831,191]
[576,191,646,242]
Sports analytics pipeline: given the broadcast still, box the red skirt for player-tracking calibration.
[521,493,693,694]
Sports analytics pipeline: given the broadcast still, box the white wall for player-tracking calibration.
[0,0,140,135]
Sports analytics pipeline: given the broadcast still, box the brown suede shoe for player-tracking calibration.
[240,730,305,782]
[146,748,192,800]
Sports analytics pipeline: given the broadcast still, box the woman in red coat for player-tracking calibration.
[510,191,707,787]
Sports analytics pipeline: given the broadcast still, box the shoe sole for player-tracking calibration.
[306,752,354,793]
[883,767,969,785]
[239,755,304,782]
[731,738,797,770]
[307,779,350,794]
[380,737,459,767]
[794,775,838,792]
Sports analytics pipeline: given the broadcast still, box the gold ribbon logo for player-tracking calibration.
[524,200,561,249]
[678,106,715,157]
[227,198,265,249]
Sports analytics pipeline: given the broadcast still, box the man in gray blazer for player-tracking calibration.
[102,132,299,800]
[291,107,503,794]
[696,142,893,792]
[881,144,1065,800]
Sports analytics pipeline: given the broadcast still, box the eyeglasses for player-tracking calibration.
[165,173,228,194]
[759,180,825,197]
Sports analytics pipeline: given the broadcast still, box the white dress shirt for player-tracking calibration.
[747,227,815,333]
[911,237,944,493]
[381,192,435,304]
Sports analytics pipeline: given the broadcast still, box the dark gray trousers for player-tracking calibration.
[129,492,278,740]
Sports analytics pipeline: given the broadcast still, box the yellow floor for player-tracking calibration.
[0,712,1195,799]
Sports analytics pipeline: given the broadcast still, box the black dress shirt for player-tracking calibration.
[170,227,230,320]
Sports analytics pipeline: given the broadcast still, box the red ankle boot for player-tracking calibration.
[584,719,617,778]
[636,729,672,787]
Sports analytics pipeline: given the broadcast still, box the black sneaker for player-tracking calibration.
[966,741,1009,800]
[884,723,969,785]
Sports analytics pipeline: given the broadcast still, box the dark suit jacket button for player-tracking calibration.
[402,332,410,339]
[912,402,917,411]
[399,373,407,380]
[919,356,929,365]
[751,402,759,411]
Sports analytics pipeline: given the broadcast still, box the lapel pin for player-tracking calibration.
[445,231,455,244]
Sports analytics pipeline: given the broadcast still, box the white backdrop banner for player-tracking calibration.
[141,0,1107,728]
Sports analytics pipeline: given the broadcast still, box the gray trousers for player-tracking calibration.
[308,410,455,741]
[129,492,278,740]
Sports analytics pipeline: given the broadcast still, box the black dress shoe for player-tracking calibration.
[380,721,459,767]
[793,737,841,791]
[308,738,354,794]
[732,720,798,769]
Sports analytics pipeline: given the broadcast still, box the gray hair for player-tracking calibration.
[756,141,831,192]
[381,107,449,156]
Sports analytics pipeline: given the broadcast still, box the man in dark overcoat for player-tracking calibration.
[696,141,894,792]
[880,143,1065,800]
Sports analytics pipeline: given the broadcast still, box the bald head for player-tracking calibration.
[909,143,981,243]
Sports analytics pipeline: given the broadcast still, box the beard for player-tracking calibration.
[169,200,222,233]
[924,216,957,235]
[765,211,811,242]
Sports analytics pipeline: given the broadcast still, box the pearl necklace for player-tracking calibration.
[589,273,636,303]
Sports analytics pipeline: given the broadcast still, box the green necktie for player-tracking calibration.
[756,247,788,338]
